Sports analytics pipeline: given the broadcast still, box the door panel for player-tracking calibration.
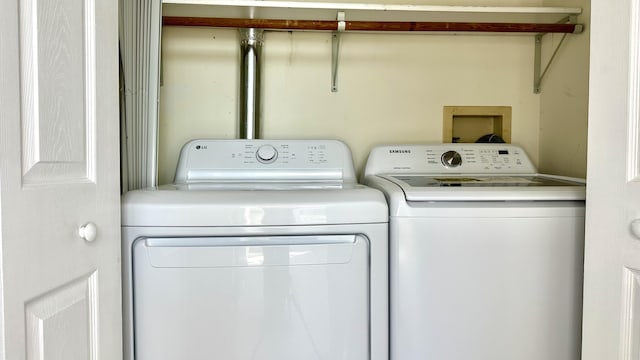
[619,268,640,359]
[25,273,98,360]
[583,0,640,358]
[19,0,96,185]
[0,0,120,358]
[620,2,640,354]
[629,0,640,184]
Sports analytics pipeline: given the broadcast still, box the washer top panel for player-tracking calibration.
[379,174,585,201]
[363,144,585,201]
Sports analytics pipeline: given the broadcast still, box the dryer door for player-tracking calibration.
[132,234,369,360]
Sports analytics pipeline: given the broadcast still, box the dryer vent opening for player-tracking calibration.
[238,28,264,140]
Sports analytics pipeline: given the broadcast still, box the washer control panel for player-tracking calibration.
[174,139,356,183]
[364,144,538,176]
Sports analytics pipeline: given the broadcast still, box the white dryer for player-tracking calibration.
[363,143,585,360]
[122,139,388,360]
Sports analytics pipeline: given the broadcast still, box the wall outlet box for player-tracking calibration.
[443,106,512,143]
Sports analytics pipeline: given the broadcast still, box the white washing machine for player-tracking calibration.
[122,139,388,360]
[363,143,585,360]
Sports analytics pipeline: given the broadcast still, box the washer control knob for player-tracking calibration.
[256,145,278,163]
[441,150,462,168]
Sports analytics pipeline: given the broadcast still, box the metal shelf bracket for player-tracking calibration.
[332,11,346,92]
[534,15,579,93]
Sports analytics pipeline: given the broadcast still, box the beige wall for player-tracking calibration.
[158,0,588,184]
[539,0,590,178]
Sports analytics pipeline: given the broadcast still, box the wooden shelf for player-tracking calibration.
[162,16,580,33]
[162,1,583,32]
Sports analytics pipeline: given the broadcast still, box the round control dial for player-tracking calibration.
[441,150,462,168]
[256,145,278,164]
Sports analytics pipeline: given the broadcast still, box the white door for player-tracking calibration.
[582,0,640,358]
[0,0,121,359]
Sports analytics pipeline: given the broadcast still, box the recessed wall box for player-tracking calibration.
[443,106,512,143]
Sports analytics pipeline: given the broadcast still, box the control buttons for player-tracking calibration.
[256,145,278,164]
[441,150,462,168]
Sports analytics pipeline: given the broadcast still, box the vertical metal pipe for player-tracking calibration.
[239,28,264,139]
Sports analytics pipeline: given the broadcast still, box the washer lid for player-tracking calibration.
[381,174,586,201]
[121,185,388,227]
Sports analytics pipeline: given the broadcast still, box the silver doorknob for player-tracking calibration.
[631,219,640,240]
[79,222,97,242]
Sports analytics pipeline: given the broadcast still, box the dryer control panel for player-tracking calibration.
[174,139,357,183]
[364,144,538,176]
